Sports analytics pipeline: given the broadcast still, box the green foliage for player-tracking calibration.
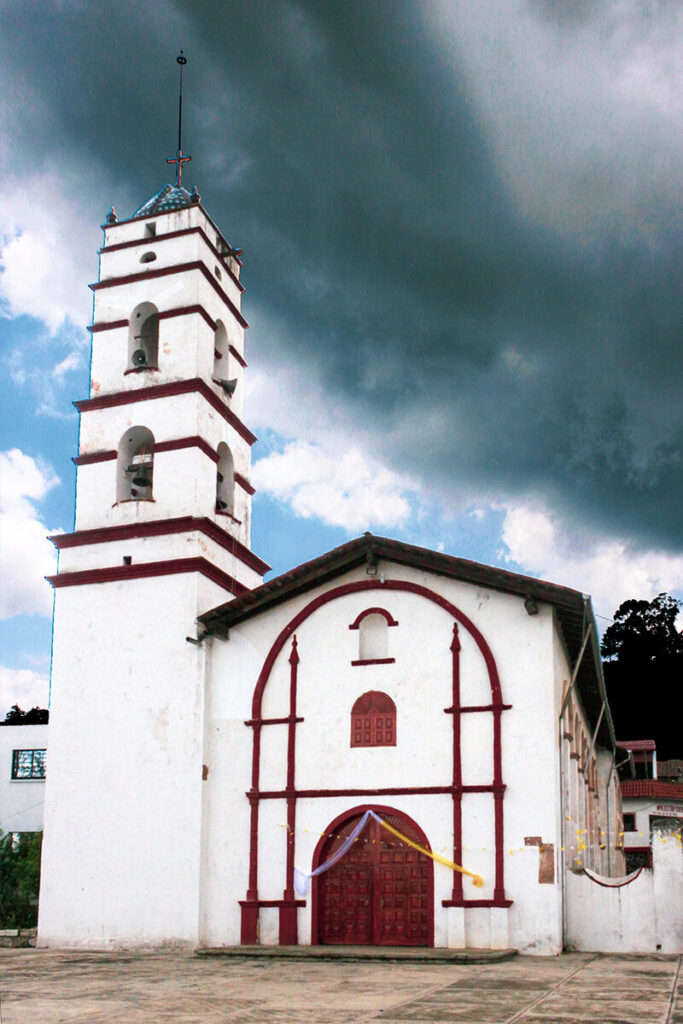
[0,831,43,928]
[1,705,49,725]
[601,593,683,663]
[601,593,683,760]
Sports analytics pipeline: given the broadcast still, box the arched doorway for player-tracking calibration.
[312,805,434,947]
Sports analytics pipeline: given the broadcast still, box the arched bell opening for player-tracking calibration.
[128,302,159,370]
[116,426,155,502]
[212,320,237,398]
[215,442,235,515]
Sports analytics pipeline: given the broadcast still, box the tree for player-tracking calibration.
[601,593,682,761]
[0,705,49,725]
[0,831,43,928]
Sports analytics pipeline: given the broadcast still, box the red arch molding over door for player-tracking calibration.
[240,578,512,946]
[312,804,434,947]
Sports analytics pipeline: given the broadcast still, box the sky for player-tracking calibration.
[1,0,682,716]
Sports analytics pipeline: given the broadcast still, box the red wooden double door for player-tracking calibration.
[316,809,432,946]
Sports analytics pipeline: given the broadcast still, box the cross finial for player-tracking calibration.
[166,50,192,186]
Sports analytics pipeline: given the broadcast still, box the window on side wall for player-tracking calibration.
[11,749,46,780]
[623,813,636,832]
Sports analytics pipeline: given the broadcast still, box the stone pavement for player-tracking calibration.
[0,948,681,1023]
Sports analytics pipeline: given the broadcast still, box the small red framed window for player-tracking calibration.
[350,691,396,748]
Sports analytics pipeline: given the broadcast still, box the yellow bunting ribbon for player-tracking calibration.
[378,819,484,888]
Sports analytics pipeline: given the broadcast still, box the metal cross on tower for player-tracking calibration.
[167,50,192,187]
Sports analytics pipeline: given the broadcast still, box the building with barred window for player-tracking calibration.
[0,722,47,835]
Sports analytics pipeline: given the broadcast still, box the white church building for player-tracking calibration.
[38,175,640,956]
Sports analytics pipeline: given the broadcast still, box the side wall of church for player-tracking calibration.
[199,561,566,954]
[38,573,227,948]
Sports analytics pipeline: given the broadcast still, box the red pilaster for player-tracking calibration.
[450,622,464,902]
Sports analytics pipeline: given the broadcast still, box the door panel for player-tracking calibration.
[317,812,431,946]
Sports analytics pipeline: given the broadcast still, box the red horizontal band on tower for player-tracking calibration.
[74,379,257,446]
[234,472,255,495]
[48,516,270,575]
[47,556,250,595]
[99,226,245,292]
[73,435,221,467]
[90,261,248,329]
[229,345,247,368]
[102,202,243,269]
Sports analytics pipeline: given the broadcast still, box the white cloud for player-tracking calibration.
[499,501,683,621]
[253,441,418,532]
[0,666,50,719]
[0,448,59,619]
[0,173,96,332]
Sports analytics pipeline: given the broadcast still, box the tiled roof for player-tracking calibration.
[621,780,683,800]
[132,183,199,218]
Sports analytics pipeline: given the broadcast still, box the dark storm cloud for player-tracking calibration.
[3,0,681,548]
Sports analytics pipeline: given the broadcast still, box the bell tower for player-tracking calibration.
[38,56,269,948]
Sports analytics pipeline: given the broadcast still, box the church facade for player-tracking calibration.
[37,182,625,955]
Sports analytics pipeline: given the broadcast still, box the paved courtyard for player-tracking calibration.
[0,949,681,1023]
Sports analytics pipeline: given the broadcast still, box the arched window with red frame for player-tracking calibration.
[350,691,396,748]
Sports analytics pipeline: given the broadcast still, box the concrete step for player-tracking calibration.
[196,944,517,965]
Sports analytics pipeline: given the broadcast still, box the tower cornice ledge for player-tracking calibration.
[90,260,248,329]
[48,516,270,576]
[99,226,245,293]
[46,556,249,595]
[74,379,257,446]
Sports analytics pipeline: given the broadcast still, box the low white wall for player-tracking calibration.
[566,824,683,953]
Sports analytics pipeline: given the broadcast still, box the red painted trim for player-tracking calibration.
[229,344,247,368]
[245,716,304,727]
[240,903,258,945]
[73,436,218,466]
[451,623,463,903]
[241,581,507,909]
[154,436,219,462]
[239,899,306,909]
[234,472,255,495]
[442,899,514,908]
[348,607,399,630]
[284,637,300,908]
[90,304,216,335]
[580,867,643,889]
[310,804,434,948]
[350,657,395,666]
[47,556,247,595]
[88,318,129,333]
[49,516,269,575]
[74,379,257,446]
[250,581,502,720]
[444,704,513,714]
[103,203,243,268]
[73,449,117,465]
[253,785,501,799]
[244,579,508,910]
[91,261,248,328]
[100,226,245,292]
[158,304,216,330]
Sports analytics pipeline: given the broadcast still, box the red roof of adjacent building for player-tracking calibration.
[621,780,683,800]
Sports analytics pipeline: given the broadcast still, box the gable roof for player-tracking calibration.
[199,532,616,749]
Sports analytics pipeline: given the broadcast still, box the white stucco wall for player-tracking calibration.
[200,560,569,955]
[0,724,48,834]
[566,824,683,953]
[38,575,209,948]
